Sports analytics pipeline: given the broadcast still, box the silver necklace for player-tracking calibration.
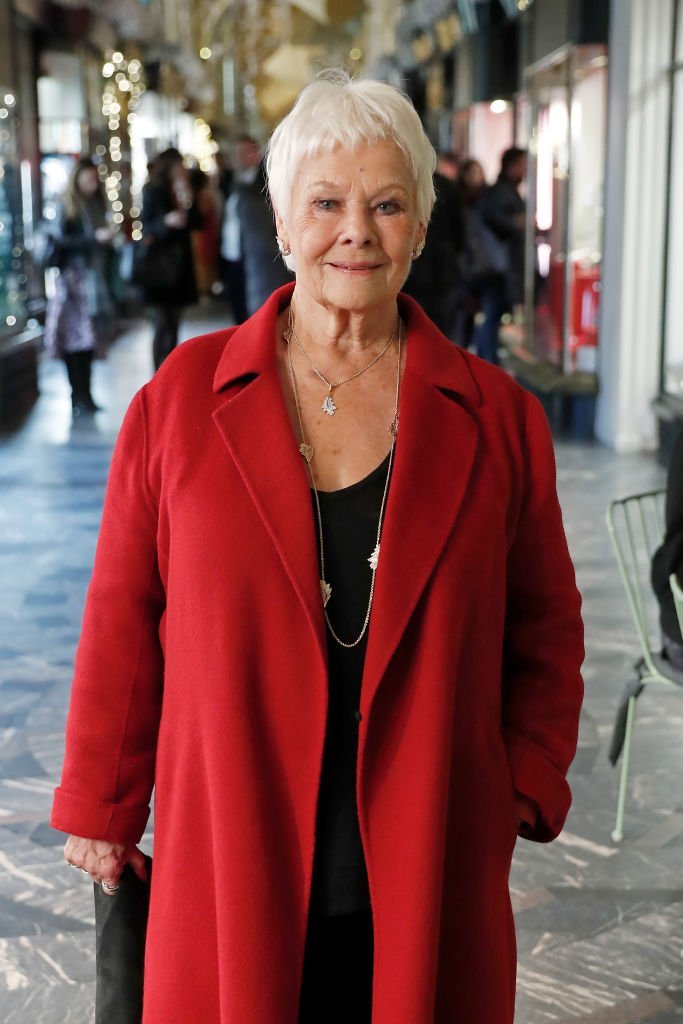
[288,309,397,416]
[285,319,402,648]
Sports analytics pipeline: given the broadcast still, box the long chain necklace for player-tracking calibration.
[285,317,402,648]
[288,308,396,417]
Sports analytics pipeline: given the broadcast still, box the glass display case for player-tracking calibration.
[0,90,27,338]
[522,46,607,373]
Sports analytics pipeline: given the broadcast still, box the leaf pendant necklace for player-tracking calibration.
[322,388,337,416]
[285,316,403,649]
[287,308,396,416]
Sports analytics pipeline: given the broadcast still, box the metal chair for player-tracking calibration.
[605,489,683,842]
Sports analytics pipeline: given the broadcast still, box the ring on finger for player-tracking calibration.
[101,879,120,894]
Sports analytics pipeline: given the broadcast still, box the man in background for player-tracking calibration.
[403,151,464,340]
[474,146,527,364]
[220,135,291,323]
[220,135,261,324]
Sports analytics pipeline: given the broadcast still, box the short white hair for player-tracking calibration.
[265,69,436,267]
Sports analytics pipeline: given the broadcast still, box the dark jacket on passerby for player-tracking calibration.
[140,181,202,308]
[403,171,464,336]
[234,163,292,316]
[52,197,109,271]
[652,429,683,646]
[479,175,525,305]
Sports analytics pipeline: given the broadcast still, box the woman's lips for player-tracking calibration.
[329,262,381,272]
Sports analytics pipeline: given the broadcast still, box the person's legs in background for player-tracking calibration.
[64,350,99,415]
[152,305,183,371]
[473,278,507,365]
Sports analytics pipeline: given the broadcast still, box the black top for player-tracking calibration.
[309,453,391,916]
[140,182,202,307]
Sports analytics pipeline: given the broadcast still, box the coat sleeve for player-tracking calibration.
[51,389,165,845]
[502,392,584,843]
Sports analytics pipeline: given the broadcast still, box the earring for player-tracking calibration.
[276,237,291,256]
[411,241,425,259]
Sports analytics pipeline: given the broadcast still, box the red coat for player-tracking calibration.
[51,283,584,1023]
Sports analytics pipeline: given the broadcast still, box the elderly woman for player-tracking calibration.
[51,71,583,1023]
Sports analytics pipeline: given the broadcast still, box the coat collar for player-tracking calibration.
[211,283,482,709]
[213,282,482,408]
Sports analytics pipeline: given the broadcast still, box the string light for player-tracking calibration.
[101,50,146,237]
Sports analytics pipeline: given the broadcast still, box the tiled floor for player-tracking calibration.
[0,307,681,1022]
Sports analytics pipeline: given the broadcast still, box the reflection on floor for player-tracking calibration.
[0,306,681,1022]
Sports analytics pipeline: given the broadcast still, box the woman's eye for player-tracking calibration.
[315,198,337,211]
[376,200,401,214]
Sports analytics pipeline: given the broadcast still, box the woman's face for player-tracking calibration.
[278,140,425,314]
[77,167,99,196]
[464,162,485,190]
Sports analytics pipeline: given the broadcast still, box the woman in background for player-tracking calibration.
[189,167,221,300]
[44,157,114,416]
[140,148,202,370]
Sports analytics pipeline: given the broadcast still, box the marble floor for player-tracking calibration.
[0,307,681,1022]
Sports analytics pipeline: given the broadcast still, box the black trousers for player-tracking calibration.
[298,910,373,1024]
[152,305,183,371]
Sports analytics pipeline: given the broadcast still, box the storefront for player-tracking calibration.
[0,2,42,422]
[474,0,607,438]
[519,44,608,376]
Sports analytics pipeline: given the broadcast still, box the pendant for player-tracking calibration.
[389,416,399,439]
[299,442,314,463]
[322,393,337,416]
[368,545,380,571]
[320,580,332,607]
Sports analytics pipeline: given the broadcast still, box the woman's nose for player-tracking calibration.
[339,204,376,246]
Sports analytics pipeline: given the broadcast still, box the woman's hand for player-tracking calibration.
[164,210,187,229]
[64,835,148,894]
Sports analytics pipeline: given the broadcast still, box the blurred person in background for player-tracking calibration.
[474,146,527,364]
[44,156,115,416]
[189,167,221,300]
[52,72,583,1024]
[236,156,293,316]
[219,135,261,324]
[402,150,464,338]
[454,158,488,348]
[140,148,202,370]
[214,149,234,202]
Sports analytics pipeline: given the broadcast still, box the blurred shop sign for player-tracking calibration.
[290,0,364,27]
[262,43,323,84]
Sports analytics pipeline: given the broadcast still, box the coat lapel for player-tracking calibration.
[361,297,482,715]
[209,286,482,696]
[211,286,327,667]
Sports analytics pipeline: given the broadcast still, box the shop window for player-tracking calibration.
[662,0,683,397]
[0,95,27,337]
[37,52,86,155]
[523,46,607,373]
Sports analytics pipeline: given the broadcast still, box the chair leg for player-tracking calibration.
[612,695,637,842]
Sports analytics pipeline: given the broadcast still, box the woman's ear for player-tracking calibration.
[274,209,289,251]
